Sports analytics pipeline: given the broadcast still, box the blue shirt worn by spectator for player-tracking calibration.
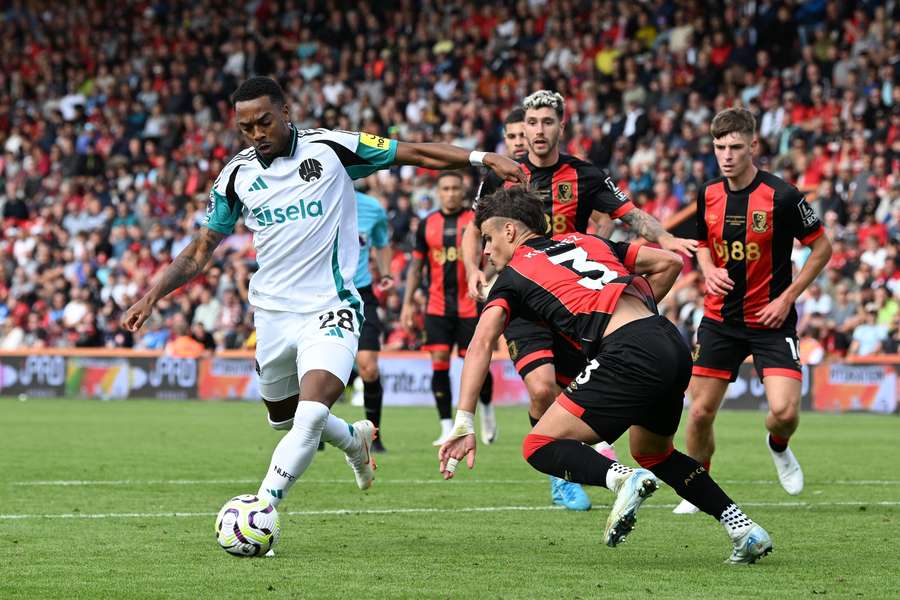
[353,192,389,289]
[852,324,888,357]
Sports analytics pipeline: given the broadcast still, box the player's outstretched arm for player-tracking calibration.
[632,246,684,303]
[619,207,698,255]
[757,233,833,328]
[394,142,526,186]
[438,305,506,479]
[122,227,225,332]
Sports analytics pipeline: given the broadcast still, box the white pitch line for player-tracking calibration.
[10,478,900,487]
[0,505,562,520]
[11,479,263,487]
[1,501,899,521]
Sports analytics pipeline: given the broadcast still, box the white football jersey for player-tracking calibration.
[205,126,398,315]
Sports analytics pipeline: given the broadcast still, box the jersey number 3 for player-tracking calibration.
[548,247,618,290]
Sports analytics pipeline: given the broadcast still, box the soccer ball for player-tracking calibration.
[215,494,281,557]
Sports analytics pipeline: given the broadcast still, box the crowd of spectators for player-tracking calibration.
[0,0,898,361]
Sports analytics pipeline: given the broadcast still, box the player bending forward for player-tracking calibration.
[439,187,772,564]
[463,91,697,511]
[123,76,525,517]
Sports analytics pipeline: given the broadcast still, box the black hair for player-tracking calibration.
[474,186,546,234]
[436,171,464,184]
[504,107,525,125]
[231,77,286,107]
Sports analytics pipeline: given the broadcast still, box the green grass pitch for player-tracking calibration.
[1,398,898,599]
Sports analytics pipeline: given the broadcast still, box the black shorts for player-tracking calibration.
[358,286,383,352]
[505,317,587,385]
[423,314,477,356]
[692,317,801,382]
[557,316,692,443]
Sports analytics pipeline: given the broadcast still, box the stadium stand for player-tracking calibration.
[0,1,897,359]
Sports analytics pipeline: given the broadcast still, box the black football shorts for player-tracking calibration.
[692,317,802,382]
[422,314,478,357]
[357,285,383,352]
[504,316,587,386]
[556,316,692,443]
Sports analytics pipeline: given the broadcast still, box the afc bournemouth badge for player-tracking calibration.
[507,340,519,361]
[557,182,573,203]
[751,210,768,233]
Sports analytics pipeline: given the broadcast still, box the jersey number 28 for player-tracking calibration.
[318,309,355,333]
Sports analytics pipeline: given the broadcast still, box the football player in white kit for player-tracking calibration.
[123,77,525,512]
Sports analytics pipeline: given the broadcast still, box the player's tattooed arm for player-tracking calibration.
[619,207,668,242]
[619,207,698,255]
[150,227,225,301]
[122,227,225,331]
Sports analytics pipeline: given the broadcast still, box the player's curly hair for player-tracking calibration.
[474,187,546,234]
[231,77,286,107]
[522,90,565,120]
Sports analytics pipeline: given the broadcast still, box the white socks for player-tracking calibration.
[605,462,634,491]
[320,414,357,453]
[258,401,329,507]
[720,503,754,539]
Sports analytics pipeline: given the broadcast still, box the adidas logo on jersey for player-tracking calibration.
[248,176,268,192]
[251,199,323,227]
[324,327,344,338]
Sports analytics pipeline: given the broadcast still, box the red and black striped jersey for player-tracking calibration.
[484,233,656,358]
[413,208,478,318]
[476,154,635,235]
[696,170,825,330]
